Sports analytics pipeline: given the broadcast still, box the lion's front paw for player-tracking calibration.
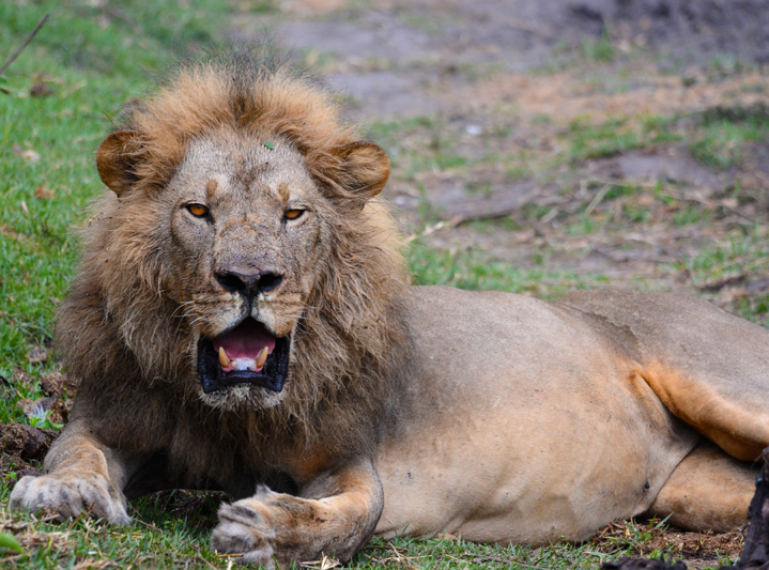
[212,500,277,568]
[9,473,130,524]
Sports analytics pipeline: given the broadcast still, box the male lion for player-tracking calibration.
[10,58,769,567]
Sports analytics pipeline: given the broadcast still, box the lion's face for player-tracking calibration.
[95,121,393,411]
[97,130,365,410]
[91,68,396,414]
[153,135,334,408]
[164,137,331,407]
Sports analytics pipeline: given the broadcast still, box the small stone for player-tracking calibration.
[29,82,54,97]
[681,76,697,87]
[26,345,49,365]
[40,371,65,396]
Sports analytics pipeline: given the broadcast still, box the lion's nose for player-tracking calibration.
[215,267,284,299]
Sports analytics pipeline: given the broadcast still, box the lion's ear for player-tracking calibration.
[96,130,144,196]
[332,141,390,201]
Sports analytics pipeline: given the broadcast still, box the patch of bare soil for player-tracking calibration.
[0,367,76,480]
[0,423,56,479]
[233,0,769,119]
[608,0,769,65]
[593,521,744,568]
[587,151,725,197]
[135,490,226,529]
[229,0,769,302]
[455,69,769,125]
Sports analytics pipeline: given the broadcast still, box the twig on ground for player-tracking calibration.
[585,177,762,225]
[585,185,611,216]
[196,554,220,570]
[0,15,50,76]
[130,518,161,532]
[590,247,676,264]
[404,218,462,244]
[507,17,553,39]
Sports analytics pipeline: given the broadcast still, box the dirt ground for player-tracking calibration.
[229,0,769,298]
[226,0,769,564]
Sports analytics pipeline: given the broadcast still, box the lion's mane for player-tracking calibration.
[56,56,412,488]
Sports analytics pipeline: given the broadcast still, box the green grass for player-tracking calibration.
[354,536,617,570]
[0,488,701,570]
[0,0,230,373]
[689,106,769,170]
[0,487,224,568]
[681,224,769,324]
[563,101,769,172]
[565,104,769,170]
[580,26,614,63]
[566,114,683,161]
[407,241,607,298]
[0,1,235,565]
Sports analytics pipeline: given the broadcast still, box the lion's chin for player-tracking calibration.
[197,318,291,395]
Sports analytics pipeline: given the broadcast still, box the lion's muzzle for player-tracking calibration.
[214,266,284,300]
[198,319,290,393]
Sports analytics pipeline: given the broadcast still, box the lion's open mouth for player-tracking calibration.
[197,319,290,393]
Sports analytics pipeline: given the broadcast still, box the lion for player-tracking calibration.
[10,56,769,568]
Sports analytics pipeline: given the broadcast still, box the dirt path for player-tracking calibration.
[234,0,769,120]
[228,1,769,310]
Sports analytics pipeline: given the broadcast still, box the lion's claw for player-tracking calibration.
[212,501,277,567]
[10,473,130,524]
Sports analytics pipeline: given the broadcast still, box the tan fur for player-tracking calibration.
[640,363,769,461]
[11,58,769,568]
[646,441,757,531]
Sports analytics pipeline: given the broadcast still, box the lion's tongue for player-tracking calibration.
[213,320,276,373]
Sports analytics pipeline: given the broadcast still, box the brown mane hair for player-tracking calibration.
[57,56,412,487]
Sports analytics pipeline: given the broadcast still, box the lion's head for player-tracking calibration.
[59,58,409,444]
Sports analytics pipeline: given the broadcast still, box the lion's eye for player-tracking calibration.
[284,209,304,220]
[187,203,209,217]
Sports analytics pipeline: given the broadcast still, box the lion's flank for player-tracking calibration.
[56,55,412,481]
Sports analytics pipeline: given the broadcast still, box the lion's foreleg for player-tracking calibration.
[211,458,384,568]
[10,421,130,524]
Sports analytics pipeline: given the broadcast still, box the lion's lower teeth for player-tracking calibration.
[256,347,269,369]
[220,349,268,373]
[232,358,256,371]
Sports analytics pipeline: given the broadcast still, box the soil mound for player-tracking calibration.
[569,0,769,63]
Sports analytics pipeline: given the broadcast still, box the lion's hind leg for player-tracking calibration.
[637,359,769,463]
[558,290,769,462]
[559,290,769,532]
[645,441,757,532]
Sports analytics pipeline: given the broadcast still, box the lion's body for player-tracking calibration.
[10,57,769,566]
[375,286,764,543]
